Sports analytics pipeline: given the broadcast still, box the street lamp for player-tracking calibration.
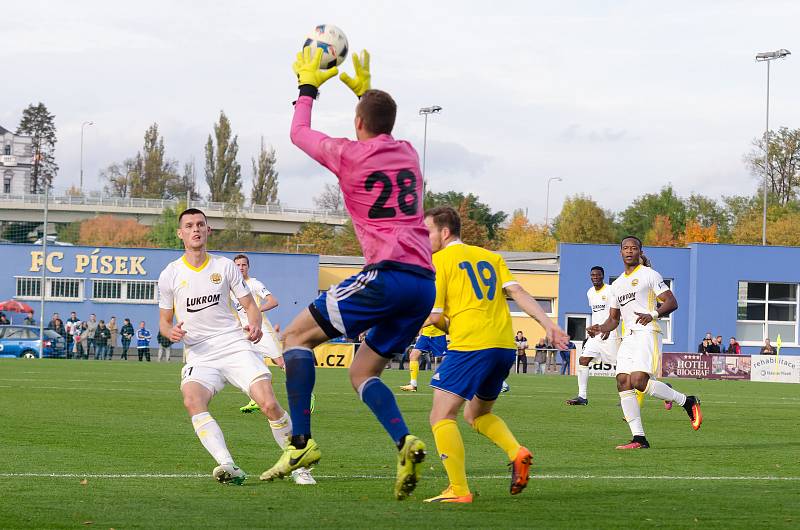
[80,121,94,192]
[544,177,563,227]
[755,49,790,245]
[419,105,442,193]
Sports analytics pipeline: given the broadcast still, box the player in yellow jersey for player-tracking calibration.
[420,207,569,503]
[587,236,702,449]
[400,324,447,392]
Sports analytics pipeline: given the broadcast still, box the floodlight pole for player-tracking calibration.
[545,177,563,227]
[80,121,94,192]
[38,185,49,358]
[419,105,442,195]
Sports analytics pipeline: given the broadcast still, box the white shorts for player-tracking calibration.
[616,330,662,376]
[581,335,620,364]
[252,323,282,359]
[180,349,271,396]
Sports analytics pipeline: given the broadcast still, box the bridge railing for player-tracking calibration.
[0,192,349,221]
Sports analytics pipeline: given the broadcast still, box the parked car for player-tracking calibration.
[0,325,67,358]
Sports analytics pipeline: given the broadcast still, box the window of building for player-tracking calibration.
[91,279,158,304]
[3,145,10,155]
[14,276,84,301]
[737,281,798,345]
[3,176,10,194]
[507,297,555,317]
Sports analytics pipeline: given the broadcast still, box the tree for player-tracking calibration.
[424,191,507,241]
[682,218,719,244]
[17,102,58,193]
[744,127,800,206]
[77,215,150,247]
[552,194,617,243]
[458,200,491,248]
[499,209,557,252]
[288,222,338,254]
[167,159,201,201]
[149,204,184,249]
[210,201,253,250]
[685,193,731,240]
[731,203,800,246]
[314,182,344,211]
[617,185,686,241]
[251,137,279,205]
[100,158,138,197]
[643,215,677,247]
[205,111,242,203]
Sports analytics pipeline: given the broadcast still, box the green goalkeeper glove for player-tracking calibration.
[293,47,339,90]
[339,50,371,97]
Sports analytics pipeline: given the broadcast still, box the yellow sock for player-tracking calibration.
[409,360,419,386]
[472,413,520,461]
[432,419,470,496]
[635,389,645,407]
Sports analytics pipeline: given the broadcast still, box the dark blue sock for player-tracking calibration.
[359,377,409,446]
[284,347,316,439]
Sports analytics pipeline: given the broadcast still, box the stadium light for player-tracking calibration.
[755,49,790,245]
[545,177,563,227]
[80,121,94,191]
[419,105,442,194]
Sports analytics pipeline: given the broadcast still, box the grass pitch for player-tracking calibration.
[1,359,798,528]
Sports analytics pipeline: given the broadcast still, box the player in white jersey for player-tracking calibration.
[566,266,620,406]
[158,208,302,485]
[587,236,702,449]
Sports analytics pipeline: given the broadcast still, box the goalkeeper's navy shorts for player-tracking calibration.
[430,348,516,401]
[309,267,435,359]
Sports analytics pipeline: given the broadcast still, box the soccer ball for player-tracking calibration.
[303,24,349,69]
[23,352,35,359]
[501,381,510,393]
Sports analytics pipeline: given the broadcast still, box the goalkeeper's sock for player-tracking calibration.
[645,379,686,406]
[268,410,293,449]
[577,364,590,399]
[191,412,234,465]
[283,347,316,447]
[432,419,470,496]
[409,360,419,387]
[619,390,645,437]
[358,377,409,448]
[472,413,520,461]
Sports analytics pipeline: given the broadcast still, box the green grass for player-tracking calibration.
[1,360,798,529]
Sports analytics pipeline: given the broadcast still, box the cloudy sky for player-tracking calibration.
[3,0,799,222]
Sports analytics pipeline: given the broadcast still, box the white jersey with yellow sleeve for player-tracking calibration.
[431,240,516,351]
[609,265,670,375]
[581,284,620,362]
[158,254,254,363]
[230,277,282,359]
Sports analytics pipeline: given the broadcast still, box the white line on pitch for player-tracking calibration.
[2,473,797,481]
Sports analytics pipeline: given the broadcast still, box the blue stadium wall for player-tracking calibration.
[558,243,800,355]
[1,244,319,339]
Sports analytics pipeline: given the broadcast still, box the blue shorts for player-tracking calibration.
[414,335,447,357]
[430,348,516,401]
[310,268,435,359]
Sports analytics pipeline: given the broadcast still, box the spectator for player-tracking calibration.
[120,318,134,360]
[73,321,86,359]
[23,311,36,326]
[707,337,721,354]
[136,321,151,362]
[94,320,111,360]
[65,312,79,353]
[156,331,172,362]
[515,331,528,374]
[559,336,576,375]
[697,332,713,353]
[107,316,118,360]
[47,312,60,330]
[85,314,98,357]
[725,337,741,355]
[0,314,9,325]
[533,338,549,374]
[760,338,776,354]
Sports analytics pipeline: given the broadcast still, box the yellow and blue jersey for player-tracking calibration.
[421,324,445,337]
[432,241,517,351]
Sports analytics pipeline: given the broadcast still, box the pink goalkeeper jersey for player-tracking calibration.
[291,96,434,274]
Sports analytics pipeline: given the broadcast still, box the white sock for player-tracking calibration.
[191,412,234,465]
[619,390,645,437]
[410,379,417,386]
[577,364,590,399]
[268,410,293,449]
[646,380,686,406]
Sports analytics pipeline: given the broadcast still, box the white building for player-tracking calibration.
[0,125,33,194]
